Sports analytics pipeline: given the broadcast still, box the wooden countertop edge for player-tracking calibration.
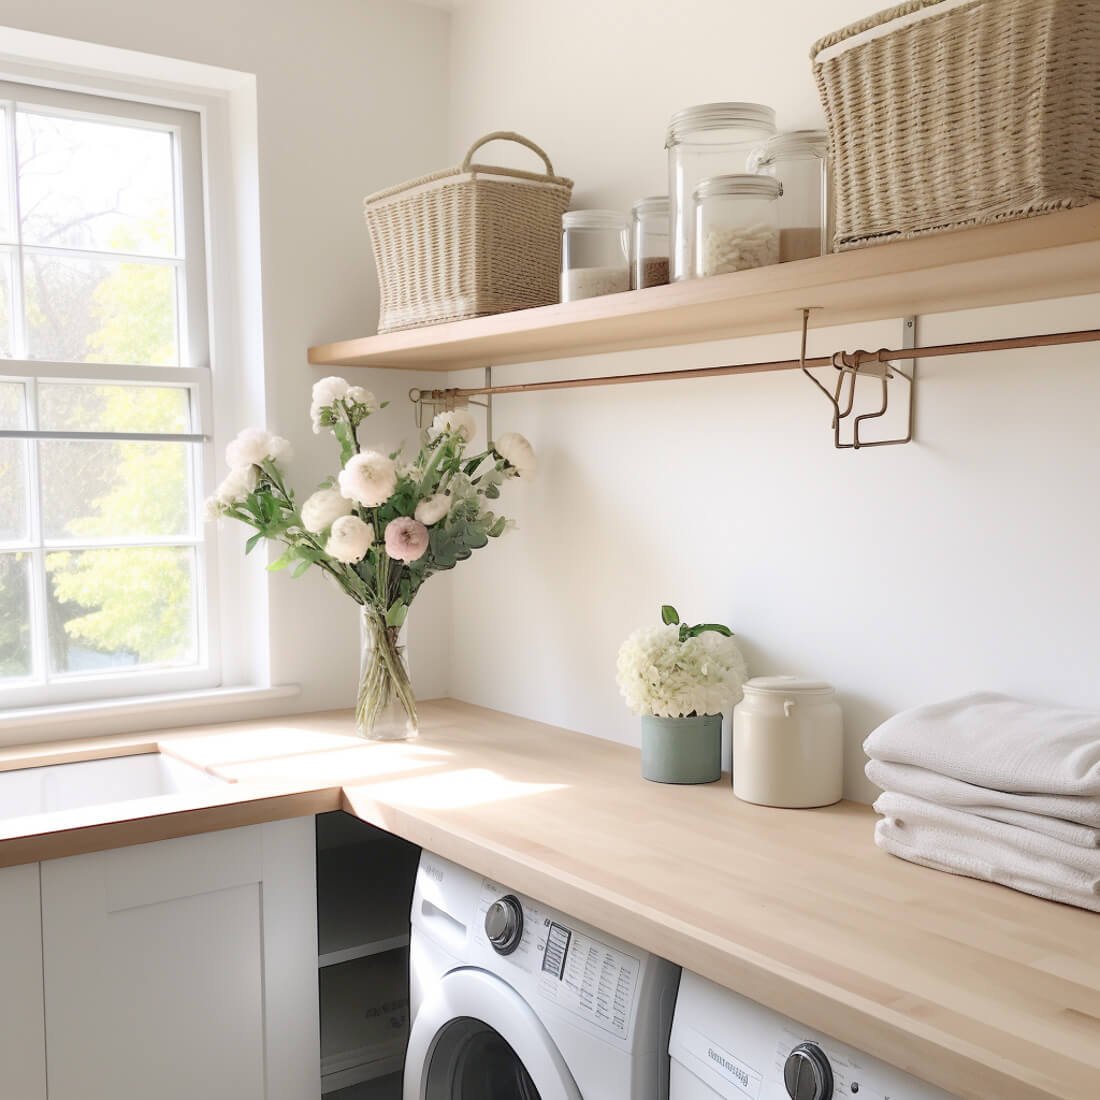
[341,789,1058,1100]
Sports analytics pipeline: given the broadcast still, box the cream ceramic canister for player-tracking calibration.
[732,676,843,807]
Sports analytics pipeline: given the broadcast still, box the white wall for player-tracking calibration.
[445,0,1100,801]
[0,0,454,720]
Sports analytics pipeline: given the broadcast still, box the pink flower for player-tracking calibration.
[384,517,429,563]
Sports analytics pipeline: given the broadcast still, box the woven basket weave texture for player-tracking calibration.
[364,132,573,333]
[812,0,1100,250]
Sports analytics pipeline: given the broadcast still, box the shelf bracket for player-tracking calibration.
[407,381,492,432]
[798,308,917,449]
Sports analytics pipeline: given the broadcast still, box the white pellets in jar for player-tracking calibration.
[699,223,778,276]
[561,266,629,301]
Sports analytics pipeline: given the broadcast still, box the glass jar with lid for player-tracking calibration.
[630,196,670,289]
[693,174,780,277]
[748,130,830,262]
[560,210,629,302]
[666,102,776,281]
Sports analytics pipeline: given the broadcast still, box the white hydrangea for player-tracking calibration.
[345,386,377,410]
[414,493,450,526]
[494,432,536,478]
[310,376,351,433]
[338,450,397,508]
[300,487,354,533]
[616,624,748,718]
[225,428,292,470]
[326,514,374,564]
[432,408,476,443]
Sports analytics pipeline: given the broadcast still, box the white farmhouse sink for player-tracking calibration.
[0,752,225,821]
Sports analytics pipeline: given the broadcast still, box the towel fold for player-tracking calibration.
[863,692,1100,796]
[874,792,1100,913]
[865,759,1100,845]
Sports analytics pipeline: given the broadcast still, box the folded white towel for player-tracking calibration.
[874,792,1100,913]
[865,759,1100,845]
[863,692,1100,796]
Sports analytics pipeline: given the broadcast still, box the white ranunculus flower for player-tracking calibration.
[213,464,258,507]
[345,386,377,410]
[494,432,536,478]
[414,493,450,526]
[312,376,349,407]
[432,408,476,443]
[338,450,398,507]
[301,487,354,533]
[615,623,748,718]
[225,428,292,469]
[326,514,374,564]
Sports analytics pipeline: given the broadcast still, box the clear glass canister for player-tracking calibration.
[630,196,670,289]
[666,102,776,282]
[748,130,830,262]
[560,210,629,302]
[693,174,781,277]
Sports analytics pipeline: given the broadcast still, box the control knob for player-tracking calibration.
[484,894,523,955]
[783,1041,833,1100]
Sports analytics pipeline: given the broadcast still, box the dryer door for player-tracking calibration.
[404,967,583,1100]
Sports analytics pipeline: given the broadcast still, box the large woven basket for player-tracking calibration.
[363,132,573,333]
[812,0,1100,250]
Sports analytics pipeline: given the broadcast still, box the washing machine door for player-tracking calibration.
[404,967,583,1100]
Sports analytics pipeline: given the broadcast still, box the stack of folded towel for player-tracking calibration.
[864,692,1100,912]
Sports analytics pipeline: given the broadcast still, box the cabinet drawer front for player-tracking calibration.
[100,823,263,911]
[0,863,47,1100]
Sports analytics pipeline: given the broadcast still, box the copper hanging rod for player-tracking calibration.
[411,327,1100,401]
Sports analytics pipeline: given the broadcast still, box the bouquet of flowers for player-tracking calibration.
[206,376,535,739]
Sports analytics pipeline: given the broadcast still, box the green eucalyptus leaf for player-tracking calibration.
[661,605,680,626]
[488,516,507,538]
[245,532,264,554]
[291,560,312,578]
[267,550,294,572]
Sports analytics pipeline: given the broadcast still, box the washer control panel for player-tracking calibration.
[475,879,641,1041]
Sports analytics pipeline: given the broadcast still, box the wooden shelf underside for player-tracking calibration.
[309,205,1100,372]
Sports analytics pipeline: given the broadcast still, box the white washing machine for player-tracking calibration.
[670,970,957,1100]
[404,852,680,1099]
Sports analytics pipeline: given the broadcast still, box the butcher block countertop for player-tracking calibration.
[1,699,1097,1100]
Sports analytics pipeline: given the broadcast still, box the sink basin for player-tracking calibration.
[0,752,225,821]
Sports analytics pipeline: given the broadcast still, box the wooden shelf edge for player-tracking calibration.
[309,204,1100,372]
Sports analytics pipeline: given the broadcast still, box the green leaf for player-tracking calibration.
[386,602,408,628]
[488,516,507,537]
[245,532,264,555]
[291,560,312,578]
[661,605,680,626]
[267,550,294,572]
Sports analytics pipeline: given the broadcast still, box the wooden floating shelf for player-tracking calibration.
[309,204,1100,372]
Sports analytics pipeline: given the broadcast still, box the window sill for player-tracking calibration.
[0,685,302,746]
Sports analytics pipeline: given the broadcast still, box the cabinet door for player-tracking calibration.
[0,862,47,1100]
[41,818,319,1100]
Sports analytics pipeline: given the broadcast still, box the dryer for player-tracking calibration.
[404,852,680,1099]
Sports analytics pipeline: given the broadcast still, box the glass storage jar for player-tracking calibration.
[666,102,776,281]
[693,174,781,277]
[560,210,629,302]
[748,130,830,262]
[630,196,670,289]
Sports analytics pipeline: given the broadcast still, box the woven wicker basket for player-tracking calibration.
[363,132,573,333]
[812,0,1100,250]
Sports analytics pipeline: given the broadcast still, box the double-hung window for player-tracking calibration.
[0,80,217,709]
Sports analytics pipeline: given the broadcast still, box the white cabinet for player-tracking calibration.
[40,818,320,1100]
[0,862,47,1100]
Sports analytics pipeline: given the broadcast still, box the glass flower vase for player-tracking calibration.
[356,607,418,741]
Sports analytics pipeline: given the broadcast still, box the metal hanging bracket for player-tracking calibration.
[409,366,494,438]
[798,307,917,449]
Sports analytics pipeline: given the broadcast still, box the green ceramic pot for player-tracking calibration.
[640,714,723,784]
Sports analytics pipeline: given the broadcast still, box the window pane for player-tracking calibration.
[0,252,11,357]
[23,253,178,365]
[39,439,194,541]
[0,107,11,244]
[45,546,196,673]
[38,382,191,433]
[0,552,33,680]
[17,109,176,256]
[0,382,27,542]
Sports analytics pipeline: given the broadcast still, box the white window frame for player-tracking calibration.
[0,31,296,741]
[0,81,220,709]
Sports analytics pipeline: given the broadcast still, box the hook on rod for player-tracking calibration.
[798,308,916,449]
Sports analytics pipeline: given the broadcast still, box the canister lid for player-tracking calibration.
[631,195,669,218]
[562,209,628,230]
[666,102,777,145]
[743,675,835,696]
[693,173,782,201]
[748,129,829,171]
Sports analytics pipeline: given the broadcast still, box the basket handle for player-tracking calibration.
[461,132,556,176]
